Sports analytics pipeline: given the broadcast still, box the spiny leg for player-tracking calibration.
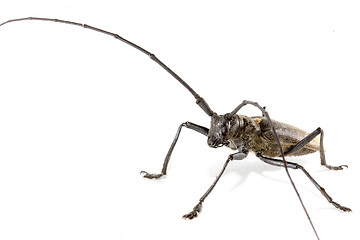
[257,154,351,212]
[183,152,247,219]
[284,127,347,170]
[141,122,209,179]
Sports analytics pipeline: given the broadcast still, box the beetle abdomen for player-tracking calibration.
[253,117,320,158]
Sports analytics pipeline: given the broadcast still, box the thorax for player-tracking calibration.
[227,115,261,153]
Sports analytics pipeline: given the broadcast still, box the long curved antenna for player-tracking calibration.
[228,100,320,240]
[0,17,214,116]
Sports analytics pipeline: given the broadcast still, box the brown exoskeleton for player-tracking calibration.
[0,17,351,240]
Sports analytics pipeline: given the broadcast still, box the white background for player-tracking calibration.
[0,1,359,240]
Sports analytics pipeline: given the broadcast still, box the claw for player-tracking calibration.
[182,211,198,220]
[325,164,348,170]
[182,202,202,220]
[331,201,352,212]
[140,171,163,179]
[340,206,352,212]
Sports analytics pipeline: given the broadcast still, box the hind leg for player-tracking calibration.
[257,154,351,212]
[284,127,347,170]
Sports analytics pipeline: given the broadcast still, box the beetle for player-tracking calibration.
[0,17,351,239]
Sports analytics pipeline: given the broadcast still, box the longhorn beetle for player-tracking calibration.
[0,17,351,240]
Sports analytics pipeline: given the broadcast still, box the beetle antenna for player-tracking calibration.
[0,17,214,117]
[228,100,320,240]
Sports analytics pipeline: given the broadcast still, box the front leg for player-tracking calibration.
[183,151,247,219]
[141,121,209,179]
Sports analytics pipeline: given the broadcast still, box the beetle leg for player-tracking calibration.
[318,128,348,170]
[183,152,247,219]
[284,127,348,170]
[141,122,209,179]
[183,155,232,219]
[257,154,352,212]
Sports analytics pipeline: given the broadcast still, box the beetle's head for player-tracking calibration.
[207,113,237,148]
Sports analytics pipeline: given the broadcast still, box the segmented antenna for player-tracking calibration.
[0,17,214,117]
